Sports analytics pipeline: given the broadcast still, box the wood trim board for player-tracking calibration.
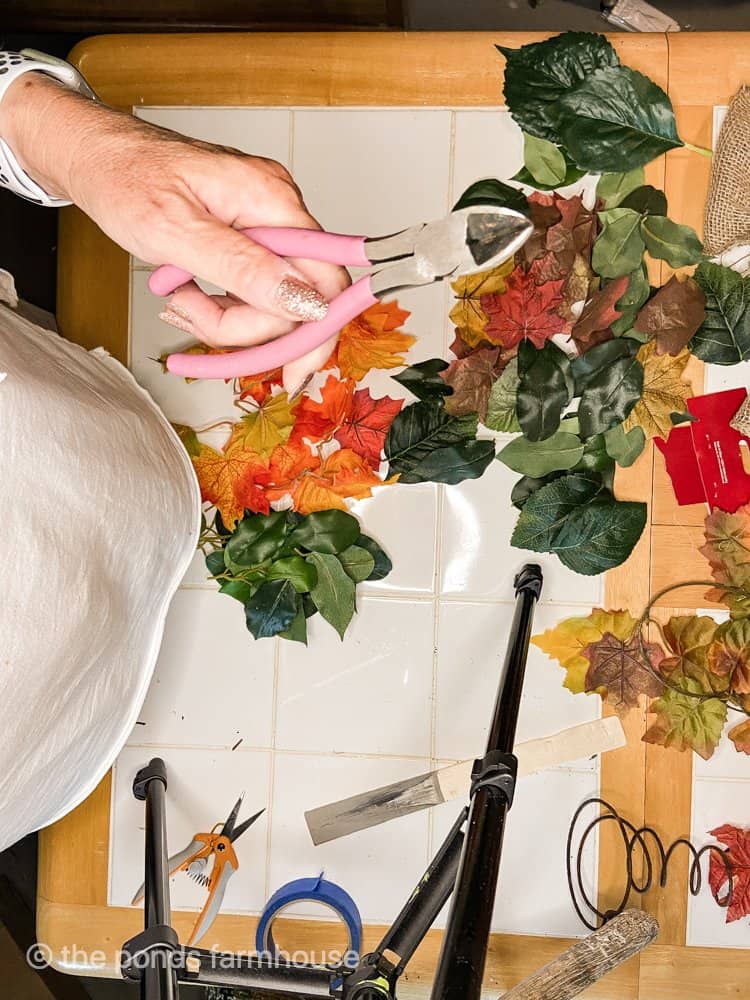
[38,30,750,995]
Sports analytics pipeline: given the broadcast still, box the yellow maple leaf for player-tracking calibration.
[327,301,415,381]
[449,258,515,347]
[532,608,639,694]
[192,444,269,527]
[225,391,298,460]
[623,341,693,440]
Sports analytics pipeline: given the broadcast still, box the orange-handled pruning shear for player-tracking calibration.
[132,795,264,946]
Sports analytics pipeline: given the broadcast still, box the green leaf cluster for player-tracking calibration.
[203,509,392,643]
[690,262,750,365]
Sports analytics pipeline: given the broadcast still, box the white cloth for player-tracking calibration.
[0,295,200,851]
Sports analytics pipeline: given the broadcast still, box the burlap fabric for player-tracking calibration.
[704,86,750,256]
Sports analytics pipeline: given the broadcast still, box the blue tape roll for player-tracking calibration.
[256,873,362,963]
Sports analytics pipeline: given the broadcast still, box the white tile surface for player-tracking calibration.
[110,746,271,919]
[135,107,291,164]
[275,598,435,757]
[452,110,524,205]
[435,602,601,762]
[439,460,605,605]
[125,589,276,749]
[268,753,430,924]
[431,768,599,936]
[687,777,750,948]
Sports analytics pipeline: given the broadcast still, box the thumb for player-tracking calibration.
[171,216,330,323]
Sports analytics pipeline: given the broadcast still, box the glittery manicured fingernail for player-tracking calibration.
[159,304,194,335]
[276,277,328,322]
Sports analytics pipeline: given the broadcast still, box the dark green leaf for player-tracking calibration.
[511,473,605,551]
[308,552,356,640]
[517,341,574,442]
[640,215,703,268]
[485,358,521,433]
[392,358,453,401]
[279,600,308,644]
[670,411,699,425]
[302,593,318,618]
[499,32,619,143]
[355,534,393,581]
[289,510,361,554]
[619,184,668,216]
[551,495,648,575]
[571,337,638,395]
[338,545,376,584]
[244,579,298,639]
[497,431,584,478]
[603,423,646,466]
[511,473,564,510]
[267,556,318,593]
[521,133,567,187]
[385,401,491,484]
[225,511,287,568]
[219,578,258,604]
[690,262,750,365]
[558,66,683,172]
[574,434,614,474]
[578,353,644,437]
[453,178,529,217]
[592,208,646,278]
[596,168,645,207]
[611,265,651,335]
[206,550,226,578]
[213,511,232,537]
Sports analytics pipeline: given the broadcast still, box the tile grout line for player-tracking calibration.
[264,636,283,899]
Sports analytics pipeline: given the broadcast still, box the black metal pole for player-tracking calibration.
[430,564,542,1000]
[133,758,178,1000]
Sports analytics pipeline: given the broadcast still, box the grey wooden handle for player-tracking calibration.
[500,910,658,1000]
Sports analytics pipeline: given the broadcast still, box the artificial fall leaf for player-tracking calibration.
[709,824,750,922]
[643,677,727,760]
[519,195,562,268]
[532,608,639,695]
[266,446,391,515]
[237,366,283,406]
[728,718,750,754]
[622,340,692,440]
[225,392,299,460]
[570,275,628,353]
[560,253,595,324]
[661,615,727,694]
[481,264,570,350]
[701,504,750,618]
[583,631,665,715]
[334,387,403,469]
[326,301,414,381]
[634,276,706,357]
[708,619,750,694]
[192,444,270,526]
[441,346,512,421]
[545,193,597,269]
[172,423,202,458]
[450,258,515,348]
[449,330,496,359]
[291,376,354,446]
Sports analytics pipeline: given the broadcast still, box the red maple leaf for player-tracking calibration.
[480,264,570,349]
[709,824,750,922]
[334,387,403,468]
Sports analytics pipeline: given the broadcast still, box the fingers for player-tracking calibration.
[163,282,296,348]
[282,334,340,395]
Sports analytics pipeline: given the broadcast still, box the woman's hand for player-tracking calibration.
[0,72,349,389]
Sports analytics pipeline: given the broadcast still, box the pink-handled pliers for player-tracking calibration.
[150,204,533,380]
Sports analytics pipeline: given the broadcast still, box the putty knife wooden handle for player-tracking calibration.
[305,716,625,845]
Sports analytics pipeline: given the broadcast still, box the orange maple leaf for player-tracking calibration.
[192,444,270,526]
[326,301,415,381]
[237,366,283,406]
[291,376,355,446]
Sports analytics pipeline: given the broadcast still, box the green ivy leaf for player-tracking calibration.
[520,133,567,187]
[592,208,646,278]
[513,148,585,191]
[578,353,644,438]
[267,556,318,593]
[603,423,646,467]
[337,545,376,584]
[244,579,298,639]
[485,357,521,433]
[552,495,647,574]
[517,341,574,442]
[558,66,683,172]
[511,472,605,551]
[218,579,258,604]
[392,358,453,401]
[498,32,620,143]
[453,178,529,217]
[308,552,356,640]
[288,510,361,554]
[619,184,668,216]
[596,168,645,207]
[205,550,226,578]
[225,511,287,568]
[385,400,493,484]
[355,534,393,581]
[640,216,703,268]
[571,338,639,395]
[690,261,750,365]
[497,431,584,478]
[279,599,308,644]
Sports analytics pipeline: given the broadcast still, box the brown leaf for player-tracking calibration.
[583,631,665,716]
[570,275,629,353]
[546,194,596,262]
[441,346,510,421]
[634,276,707,357]
[559,253,595,324]
[519,194,562,268]
[708,619,750,694]
[700,504,750,617]
[728,719,750,755]
[449,330,496,359]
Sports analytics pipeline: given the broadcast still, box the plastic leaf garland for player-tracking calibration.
[326,301,415,381]
[709,825,750,923]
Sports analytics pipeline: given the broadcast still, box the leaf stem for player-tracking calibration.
[684,141,712,158]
